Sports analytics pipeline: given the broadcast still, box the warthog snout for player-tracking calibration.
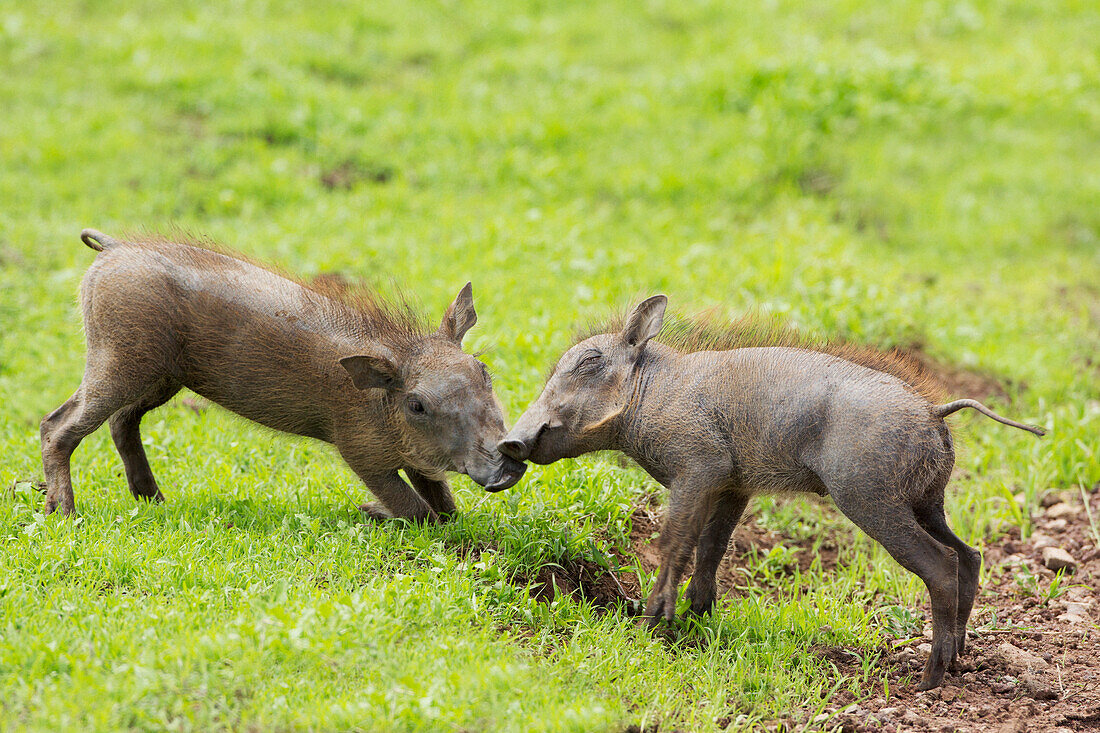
[496,437,531,462]
[477,454,528,492]
[499,419,552,464]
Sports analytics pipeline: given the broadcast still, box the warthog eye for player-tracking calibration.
[407,398,426,414]
[570,349,604,377]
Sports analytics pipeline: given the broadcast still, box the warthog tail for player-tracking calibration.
[933,399,1045,436]
[81,229,122,252]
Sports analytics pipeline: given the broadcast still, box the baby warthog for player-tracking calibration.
[500,296,1045,690]
[40,230,525,519]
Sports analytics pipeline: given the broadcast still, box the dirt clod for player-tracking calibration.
[1021,672,1060,700]
[1041,546,1077,573]
[1044,502,1079,520]
[991,642,1049,674]
[995,720,1025,733]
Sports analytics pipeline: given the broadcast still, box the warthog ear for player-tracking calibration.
[437,281,477,345]
[340,346,404,391]
[620,294,667,355]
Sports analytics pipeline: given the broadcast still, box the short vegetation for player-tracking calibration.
[1,1,1097,730]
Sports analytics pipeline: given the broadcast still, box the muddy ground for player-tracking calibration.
[807,482,1100,733]
[527,483,1100,732]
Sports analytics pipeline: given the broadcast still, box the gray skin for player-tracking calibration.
[39,230,525,520]
[500,295,1045,691]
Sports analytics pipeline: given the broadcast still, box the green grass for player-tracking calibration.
[2,1,1098,730]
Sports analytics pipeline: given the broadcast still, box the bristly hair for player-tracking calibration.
[117,228,431,347]
[575,308,944,401]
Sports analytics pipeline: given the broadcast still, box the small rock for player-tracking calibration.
[1042,652,1053,663]
[842,703,862,715]
[1041,491,1068,508]
[878,706,898,719]
[991,642,1049,674]
[917,642,933,656]
[1057,612,1089,624]
[902,710,924,725]
[1042,547,1077,573]
[1045,502,1078,519]
[1046,518,1068,531]
[1020,671,1059,700]
[812,713,830,724]
[1064,601,1091,616]
[1066,586,1095,603]
[1030,532,1056,550]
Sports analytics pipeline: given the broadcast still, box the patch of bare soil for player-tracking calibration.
[320,159,394,190]
[788,485,1100,733]
[898,344,1011,403]
[526,484,1099,732]
[522,496,845,614]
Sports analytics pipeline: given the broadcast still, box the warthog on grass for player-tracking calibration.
[500,295,1044,690]
[39,229,525,519]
